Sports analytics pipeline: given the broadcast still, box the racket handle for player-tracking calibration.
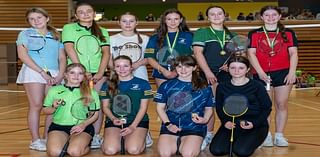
[120,137,125,155]
[266,76,271,91]
[59,140,69,157]
[89,80,94,89]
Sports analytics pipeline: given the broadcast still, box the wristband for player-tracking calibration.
[164,122,171,127]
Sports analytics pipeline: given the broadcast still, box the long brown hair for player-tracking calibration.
[260,5,288,42]
[65,63,92,104]
[174,55,207,90]
[119,12,143,44]
[25,7,60,40]
[75,2,106,42]
[156,8,190,48]
[108,55,133,97]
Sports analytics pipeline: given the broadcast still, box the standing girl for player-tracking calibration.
[43,63,100,157]
[100,55,153,155]
[155,55,214,157]
[247,5,298,147]
[16,7,66,151]
[209,56,271,157]
[144,8,193,87]
[62,2,110,148]
[110,12,149,81]
[192,5,237,150]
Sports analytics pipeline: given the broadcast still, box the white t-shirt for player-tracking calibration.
[110,33,149,81]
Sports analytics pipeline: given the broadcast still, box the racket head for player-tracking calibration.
[28,36,46,51]
[156,46,179,67]
[112,94,132,117]
[225,35,250,56]
[119,42,142,63]
[70,97,96,121]
[167,91,194,114]
[222,94,249,117]
[76,35,101,56]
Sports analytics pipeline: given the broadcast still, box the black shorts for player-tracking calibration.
[48,123,95,137]
[105,120,149,129]
[253,68,295,87]
[160,127,206,138]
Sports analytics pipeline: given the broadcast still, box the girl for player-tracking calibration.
[16,7,66,151]
[109,12,153,147]
[247,5,298,147]
[155,55,214,157]
[144,8,193,87]
[43,63,100,157]
[100,55,153,155]
[209,56,271,157]
[62,2,110,148]
[110,12,149,81]
[192,5,237,150]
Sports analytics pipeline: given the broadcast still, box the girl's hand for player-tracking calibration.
[219,64,228,72]
[257,72,271,84]
[52,99,65,109]
[120,125,136,136]
[92,72,103,83]
[205,71,217,85]
[40,71,55,86]
[224,121,236,130]
[70,123,85,135]
[166,124,181,133]
[240,120,253,129]
[284,72,296,85]
[192,113,208,124]
[112,118,124,126]
[54,73,64,85]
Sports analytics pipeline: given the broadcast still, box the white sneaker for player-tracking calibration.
[261,133,273,147]
[145,131,153,148]
[91,134,103,149]
[29,139,46,151]
[274,136,289,147]
[201,132,214,151]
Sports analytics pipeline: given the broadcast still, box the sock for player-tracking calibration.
[275,132,284,137]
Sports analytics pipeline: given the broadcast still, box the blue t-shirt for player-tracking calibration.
[154,78,214,132]
[100,77,153,123]
[144,31,193,60]
[16,28,64,70]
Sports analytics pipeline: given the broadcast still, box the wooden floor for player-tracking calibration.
[0,84,320,157]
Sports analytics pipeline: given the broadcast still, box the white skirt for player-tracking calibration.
[16,64,59,84]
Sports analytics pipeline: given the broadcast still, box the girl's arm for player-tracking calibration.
[64,42,80,63]
[193,46,217,84]
[101,99,118,122]
[93,46,110,82]
[285,46,298,84]
[247,48,270,83]
[147,57,177,79]
[192,107,213,124]
[55,48,67,84]
[156,102,181,133]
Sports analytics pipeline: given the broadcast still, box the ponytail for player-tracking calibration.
[278,22,288,42]
[91,21,106,42]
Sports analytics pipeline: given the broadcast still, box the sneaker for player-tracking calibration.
[201,132,214,151]
[274,136,289,147]
[261,133,273,147]
[145,131,153,148]
[29,139,46,151]
[91,134,103,149]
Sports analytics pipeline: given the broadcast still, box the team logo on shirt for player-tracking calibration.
[178,38,186,44]
[130,84,140,90]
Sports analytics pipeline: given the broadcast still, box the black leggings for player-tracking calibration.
[209,125,268,157]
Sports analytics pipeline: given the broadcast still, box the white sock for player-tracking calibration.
[275,132,284,137]
[267,131,272,136]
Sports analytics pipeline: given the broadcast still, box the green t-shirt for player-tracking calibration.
[44,85,101,126]
[62,23,110,73]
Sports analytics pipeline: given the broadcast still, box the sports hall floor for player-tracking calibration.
[0,84,319,157]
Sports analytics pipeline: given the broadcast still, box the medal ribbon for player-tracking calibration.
[166,31,179,54]
[209,26,225,50]
[262,26,279,53]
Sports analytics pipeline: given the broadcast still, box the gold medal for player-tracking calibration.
[220,50,226,55]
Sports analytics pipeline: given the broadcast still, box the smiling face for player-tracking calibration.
[261,9,281,25]
[119,14,137,32]
[114,58,133,80]
[75,4,95,24]
[176,63,196,81]
[65,66,85,86]
[207,7,225,26]
[165,12,182,32]
[27,12,49,29]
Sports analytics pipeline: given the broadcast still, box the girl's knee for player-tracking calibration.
[126,145,144,155]
[101,146,118,155]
